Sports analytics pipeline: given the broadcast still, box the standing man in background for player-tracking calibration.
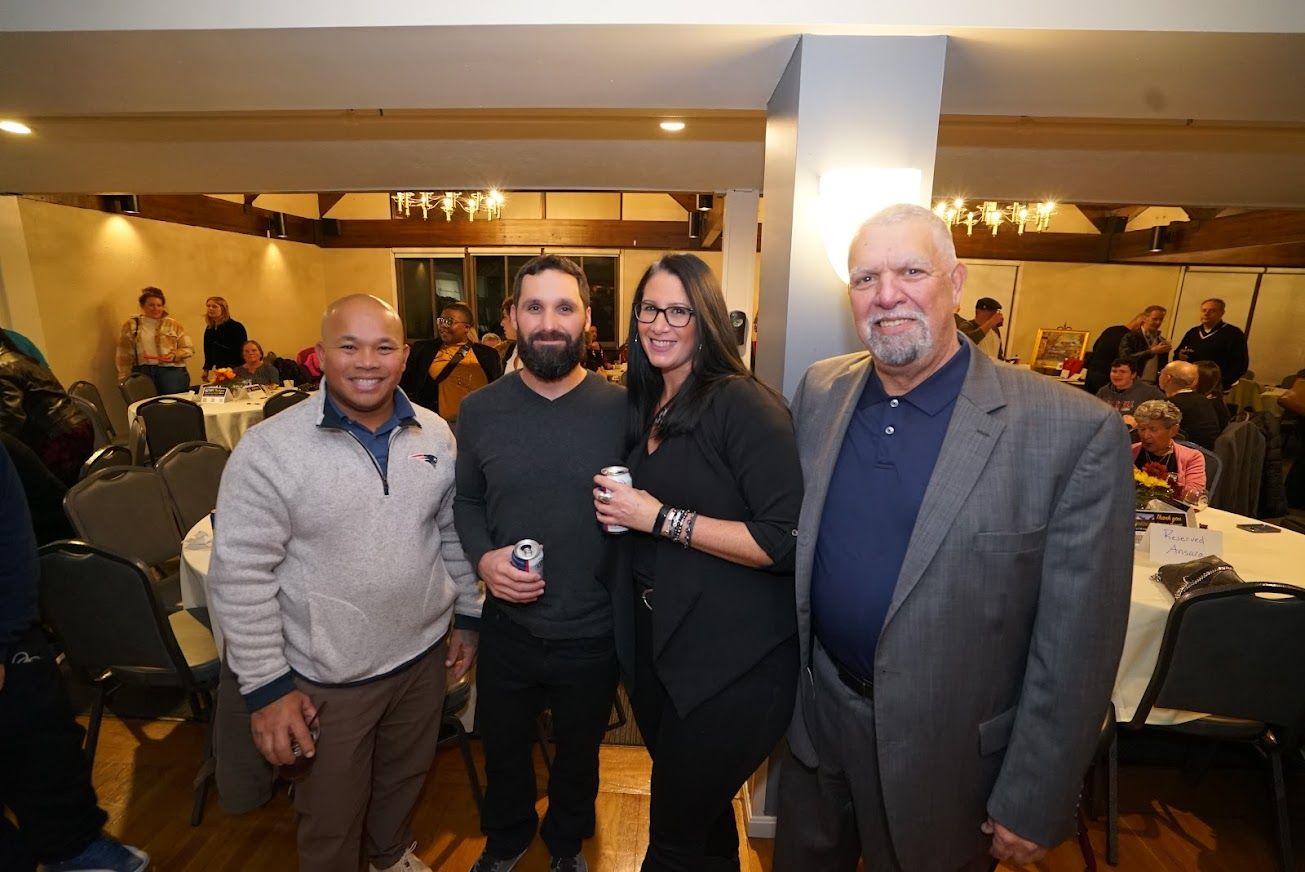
[1119,305,1171,385]
[455,256,626,872]
[957,298,1004,360]
[1175,298,1249,387]
[776,204,1133,871]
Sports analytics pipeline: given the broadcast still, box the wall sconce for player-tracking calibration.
[106,194,140,214]
[1148,225,1168,253]
[694,193,715,212]
[818,168,924,283]
[268,212,288,239]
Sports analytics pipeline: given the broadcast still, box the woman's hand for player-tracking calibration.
[593,474,661,534]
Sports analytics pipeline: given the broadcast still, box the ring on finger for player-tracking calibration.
[599,490,613,504]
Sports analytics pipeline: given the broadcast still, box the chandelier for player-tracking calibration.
[393,190,506,221]
[933,198,1057,236]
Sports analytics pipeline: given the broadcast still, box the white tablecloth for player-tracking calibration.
[127,392,268,451]
[1111,508,1305,725]
[180,516,222,653]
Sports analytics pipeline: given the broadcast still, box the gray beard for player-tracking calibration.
[862,317,933,367]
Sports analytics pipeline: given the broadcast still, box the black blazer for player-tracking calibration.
[610,376,802,717]
[203,319,248,370]
[402,338,502,416]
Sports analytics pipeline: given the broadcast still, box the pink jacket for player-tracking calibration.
[1132,441,1207,493]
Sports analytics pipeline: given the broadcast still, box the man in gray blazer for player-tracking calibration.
[774,204,1133,870]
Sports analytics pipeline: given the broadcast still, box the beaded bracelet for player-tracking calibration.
[682,511,698,549]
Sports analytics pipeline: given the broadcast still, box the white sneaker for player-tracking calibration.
[369,842,432,872]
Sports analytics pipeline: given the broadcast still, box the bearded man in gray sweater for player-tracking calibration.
[208,295,481,872]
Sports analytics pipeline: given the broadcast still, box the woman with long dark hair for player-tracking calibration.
[593,254,801,871]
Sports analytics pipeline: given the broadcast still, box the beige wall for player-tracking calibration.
[1003,261,1183,366]
[321,248,397,307]
[15,198,329,426]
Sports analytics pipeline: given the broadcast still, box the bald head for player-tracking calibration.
[1160,361,1198,394]
[316,294,410,429]
[321,294,403,341]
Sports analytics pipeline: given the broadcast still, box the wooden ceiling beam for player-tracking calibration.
[317,192,346,218]
[700,197,725,248]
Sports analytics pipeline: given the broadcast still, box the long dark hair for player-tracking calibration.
[625,254,761,446]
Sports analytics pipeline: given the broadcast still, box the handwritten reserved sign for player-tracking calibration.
[1149,525,1224,563]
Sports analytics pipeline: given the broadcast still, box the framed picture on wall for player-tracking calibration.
[1030,328,1090,374]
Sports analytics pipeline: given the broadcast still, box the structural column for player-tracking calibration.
[756,34,948,397]
[720,188,760,367]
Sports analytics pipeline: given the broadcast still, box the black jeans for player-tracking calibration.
[475,601,619,859]
[0,628,106,871]
[632,602,797,872]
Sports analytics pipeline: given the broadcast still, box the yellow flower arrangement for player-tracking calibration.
[1134,463,1177,509]
[208,367,237,385]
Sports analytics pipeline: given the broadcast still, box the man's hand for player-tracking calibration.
[1122,414,1138,428]
[1150,340,1172,354]
[445,629,478,680]
[477,545,544,603]
[250,689,318,766]
[990,311,1005,329]
[981,818,1047,866]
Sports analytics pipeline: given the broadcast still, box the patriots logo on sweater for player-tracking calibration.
[409,453,439,468]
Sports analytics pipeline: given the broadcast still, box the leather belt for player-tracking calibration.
[827,651,874,699]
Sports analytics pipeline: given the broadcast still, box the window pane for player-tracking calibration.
[506,255,536,301]
[581,256,619,344]
[434,258,466,315]
[473,255,507,336]
[396,258,435,340]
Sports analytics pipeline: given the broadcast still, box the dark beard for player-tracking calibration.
[518,329,585,381]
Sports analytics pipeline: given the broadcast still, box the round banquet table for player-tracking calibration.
[127,391,269,451]
[1111,508,1305,726]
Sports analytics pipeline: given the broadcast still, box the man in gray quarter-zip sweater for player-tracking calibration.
[208,295,482,872]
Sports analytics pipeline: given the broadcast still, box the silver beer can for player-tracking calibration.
[510,539,543,575]
[600,465,633,534]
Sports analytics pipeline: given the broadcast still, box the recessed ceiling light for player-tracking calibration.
[659,120,686,132]
[0,120,33,135]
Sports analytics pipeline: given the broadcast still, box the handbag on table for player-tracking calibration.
[1152,554,1245,599]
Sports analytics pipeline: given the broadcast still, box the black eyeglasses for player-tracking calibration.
[634,302,696,328]
[437,316,469,327]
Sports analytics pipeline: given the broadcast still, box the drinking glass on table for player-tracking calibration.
[1181,485,1209,511]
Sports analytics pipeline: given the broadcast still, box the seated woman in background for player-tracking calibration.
[1195,360,1232,432]
[1132,399,1206,495]
[202,295,247,378]
[115,286,195,394]
[233,340,279,386]
[0,331,94,486]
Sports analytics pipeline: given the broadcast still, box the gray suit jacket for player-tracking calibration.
[787,346,1133,870]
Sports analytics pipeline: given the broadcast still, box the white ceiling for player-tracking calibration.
[0,20,1302,205]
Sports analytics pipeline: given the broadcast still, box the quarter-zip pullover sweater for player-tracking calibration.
[207,386,481,710]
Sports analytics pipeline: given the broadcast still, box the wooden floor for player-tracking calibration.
[88,715,1303,871]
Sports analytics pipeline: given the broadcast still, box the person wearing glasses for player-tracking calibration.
[402,302,502,424]
[592,254,802,871]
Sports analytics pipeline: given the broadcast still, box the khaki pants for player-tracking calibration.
[292,641,448,872]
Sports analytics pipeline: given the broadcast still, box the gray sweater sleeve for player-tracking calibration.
[436,441,483,627]
[207,428,296,706]
[452,411,495,572]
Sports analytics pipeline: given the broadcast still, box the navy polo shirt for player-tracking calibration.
[811,342,970,679]
[322,385,417,475]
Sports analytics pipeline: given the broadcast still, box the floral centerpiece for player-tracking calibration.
[1134,461,1178,509]
[207,367,237,385]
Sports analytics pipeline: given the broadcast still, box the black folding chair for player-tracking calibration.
[68,380,119,441]
[1104,582,1305,871]
[135,396,206,463]
[119,372,158,406]
[263,387,312,419]
[64,466,184,609]
[79,444,133,480]
[68,395,113,451]
[39,541,219,825]
[156,441,230,532]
